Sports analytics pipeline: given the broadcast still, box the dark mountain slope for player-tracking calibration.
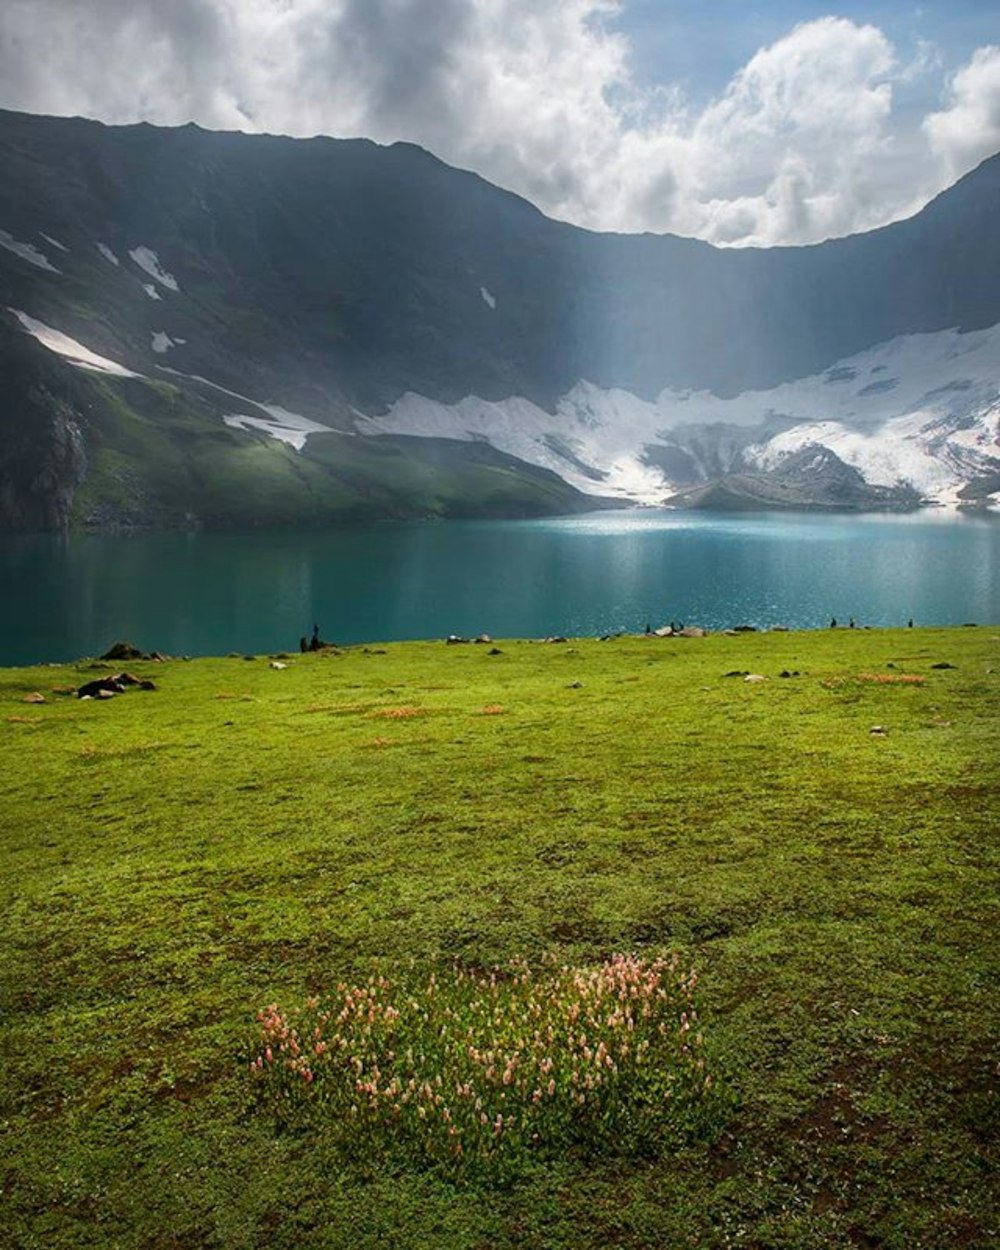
[0,109,997,528]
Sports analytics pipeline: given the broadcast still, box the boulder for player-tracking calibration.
[744,674,767,683]
[100,641,144,661]
[22,692,45,704]
[77,676,125,698]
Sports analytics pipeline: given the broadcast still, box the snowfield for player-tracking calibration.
[10,309,140,378]
[355,325,1000,506]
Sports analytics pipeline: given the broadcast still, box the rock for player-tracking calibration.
[23,692,45,704]
[567,680,584,688]
[886,662,896,668]
[148,651,167,662]
[243,655,256,661]
[653,627,674,637]
[473,633,492,644]
[770,625,789,632]
[488,647,503,655]
[722,629,738,636]
[114,672,142,686]
[744,674,767,683]
[269,661,288,670]
[930,662,956,670]
[723,670,748,678]
[870,725,888,735]
[97,688,116,699]
[678,627,707,638]
[733,624,757,633]
[77,676,126,698]
[100,641,144,661]
[446,635,470,645]
[139,680,157,691]
[544,636,568,644]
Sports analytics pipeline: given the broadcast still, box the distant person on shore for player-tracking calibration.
[299,636,308,653]
[849,617,855,629]
[830,617,837,628]
[310,624,321,651]
[908,618,913,628]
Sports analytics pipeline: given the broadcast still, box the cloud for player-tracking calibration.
[924,45,1000,176]
[0,2,997,246]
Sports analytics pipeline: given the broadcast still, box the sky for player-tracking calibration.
[0,1,998,247]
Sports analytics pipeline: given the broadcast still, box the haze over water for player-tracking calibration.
[2,510,998,665]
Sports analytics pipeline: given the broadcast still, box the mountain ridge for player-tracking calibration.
[1,108,998,529]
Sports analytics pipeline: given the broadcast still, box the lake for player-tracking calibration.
[1,509,998,665]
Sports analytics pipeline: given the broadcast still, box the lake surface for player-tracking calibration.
[1,509,998,665]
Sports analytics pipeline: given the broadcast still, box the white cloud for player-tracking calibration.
[924,45,1000,176]
[0,2,997,246]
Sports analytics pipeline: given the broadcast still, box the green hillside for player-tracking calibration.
[2,628,998,1248]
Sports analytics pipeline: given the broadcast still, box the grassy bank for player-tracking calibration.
[2,627,998,1248]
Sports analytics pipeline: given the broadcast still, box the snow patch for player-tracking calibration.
[40,233,68,253]
[0,229,60,273]
[10,309,140,378]
[156,366,334,450]
[480,286,496,310]
[97,243,120,267]
[222,412,333,450]
[142,284,161,301]
[151,331,176,354]
[129,246,179,291]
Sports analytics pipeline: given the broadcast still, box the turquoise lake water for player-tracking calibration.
[1,510,998,665]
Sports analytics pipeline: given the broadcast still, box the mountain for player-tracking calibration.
[1,107,998,530]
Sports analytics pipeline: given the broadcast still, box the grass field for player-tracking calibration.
[2,627,998,1249]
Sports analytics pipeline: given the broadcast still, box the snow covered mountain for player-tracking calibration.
[0,108,997,529]
[360,324,999,510]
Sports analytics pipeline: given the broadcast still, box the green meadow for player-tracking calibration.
[2,627,997,1249]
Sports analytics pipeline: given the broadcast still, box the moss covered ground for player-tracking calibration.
[1,627,998,1248]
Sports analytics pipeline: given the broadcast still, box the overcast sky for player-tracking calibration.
[1,1,998,246]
